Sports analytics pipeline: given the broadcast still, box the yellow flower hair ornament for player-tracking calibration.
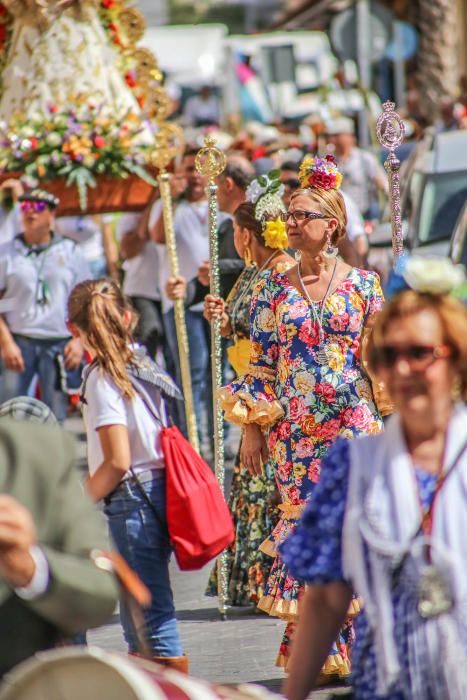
[246,169,287,247]
[263,218,288,250]
[298,155,343,190]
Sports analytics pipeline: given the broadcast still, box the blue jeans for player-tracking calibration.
[0,335,69,422]
[103,470,182,657]
[163,308,210,440]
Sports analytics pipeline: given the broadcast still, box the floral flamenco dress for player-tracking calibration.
[218,267,384,673]
[207,260,290,606]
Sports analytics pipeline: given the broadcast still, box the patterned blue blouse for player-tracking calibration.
[280,438,438,700]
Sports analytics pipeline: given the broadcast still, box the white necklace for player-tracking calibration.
[297,259,338,364]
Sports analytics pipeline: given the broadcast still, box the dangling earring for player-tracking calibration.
[294,250,302,262]
[322,233,338,259]
[244,246,252,267]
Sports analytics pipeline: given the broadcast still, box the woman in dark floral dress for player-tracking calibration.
[205,172,293,605]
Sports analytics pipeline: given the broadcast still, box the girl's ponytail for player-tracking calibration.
[68,280,136,399]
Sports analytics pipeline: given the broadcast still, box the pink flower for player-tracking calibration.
[287,486,301,504]
[313,417,341,441]
[278,461,293,482]
[288,300,308,319]
[343,404,373,431]
[348,313,362,332]
[307,459,321,483]
[329,312,350,331]
[289,396,308,422]
[296,438,314,458]
[277,420,292,440]
[315,382,337,403]
[298,317,320,347]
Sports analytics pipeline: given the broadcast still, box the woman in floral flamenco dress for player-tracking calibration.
[204,172,293,606]
[219,156,385,677]
[0,0,138,122]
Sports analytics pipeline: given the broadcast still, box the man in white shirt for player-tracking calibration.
[151,150,210,441]
[0,189,90,421]
[326,117,387,219]
[183,86,220,127]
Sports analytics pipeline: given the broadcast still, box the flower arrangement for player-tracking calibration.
[298,155,343,191]
[0,103,157,209]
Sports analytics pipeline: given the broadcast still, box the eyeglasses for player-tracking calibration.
[286,210,327,224]
[371,344,452,371]
[20,201,47,213]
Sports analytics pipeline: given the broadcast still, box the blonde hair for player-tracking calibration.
[68,279,136,399]
[290,187,347,244]
[366,290,467,400]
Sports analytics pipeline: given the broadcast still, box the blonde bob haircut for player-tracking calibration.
[365,289,467,401]
[290,187,347,245]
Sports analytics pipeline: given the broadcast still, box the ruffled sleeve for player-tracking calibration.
[279,439,351,584]
[217,275,284,427]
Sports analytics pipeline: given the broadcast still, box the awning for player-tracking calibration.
[272,0,352,30]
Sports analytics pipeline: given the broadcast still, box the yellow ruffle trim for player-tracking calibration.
[257,594,299,621]
[348,596,363,618]
[278,503,305,519]
[216,387,284,427]
[258,538,277,557]
[277,651,351,677]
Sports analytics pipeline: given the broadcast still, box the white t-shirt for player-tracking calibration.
[341,191,366,242]
[83,366,165,476]
[116,212,161,301]
[0,204,21,244]
[184,95,220,126]
[0,235,90,338]
[156,198,209,314]
[55,215,105,263]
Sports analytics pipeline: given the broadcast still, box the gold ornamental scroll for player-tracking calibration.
[152,121,200,454]
[195,136,228,619]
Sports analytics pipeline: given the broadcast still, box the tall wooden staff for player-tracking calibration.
[151,97,200,453]
[376,101,406,266]
[195,136,228,619]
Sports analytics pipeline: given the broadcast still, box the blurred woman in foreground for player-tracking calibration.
[281,269,467,700]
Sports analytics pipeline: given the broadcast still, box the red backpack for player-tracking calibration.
[129,377,234,571]
[161,424,234,570]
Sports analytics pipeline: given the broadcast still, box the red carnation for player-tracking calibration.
[101,0,115,7]
[310,171,335,190]
[325,154,336,163]
[49,104,59,113]
[0,25,6,43]
[30,137,39,150]
[93,136,106,149]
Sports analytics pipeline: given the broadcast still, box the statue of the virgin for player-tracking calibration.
[0,0,139,122]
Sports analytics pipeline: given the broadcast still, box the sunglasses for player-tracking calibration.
[286,210,327,224]
[20,201,47,213]
[371,344,452,371]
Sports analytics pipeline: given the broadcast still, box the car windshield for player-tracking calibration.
[416,171,467,245]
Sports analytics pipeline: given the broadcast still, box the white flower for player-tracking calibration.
[246,180,267,204]
[21,127,34,139]
[46,132,62,147]
[403,256,465,294]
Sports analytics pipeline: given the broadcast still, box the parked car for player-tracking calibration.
[450,200,467,267]
[368,129,467,280]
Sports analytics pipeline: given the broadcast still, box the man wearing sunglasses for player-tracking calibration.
[0,189,90,421]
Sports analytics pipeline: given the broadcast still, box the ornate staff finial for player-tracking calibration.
[195,135,227,182]
[376,101,406,264]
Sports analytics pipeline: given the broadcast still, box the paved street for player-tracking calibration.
[67,417,349,699]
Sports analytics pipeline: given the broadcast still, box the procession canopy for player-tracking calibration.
[0,0,163,213]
